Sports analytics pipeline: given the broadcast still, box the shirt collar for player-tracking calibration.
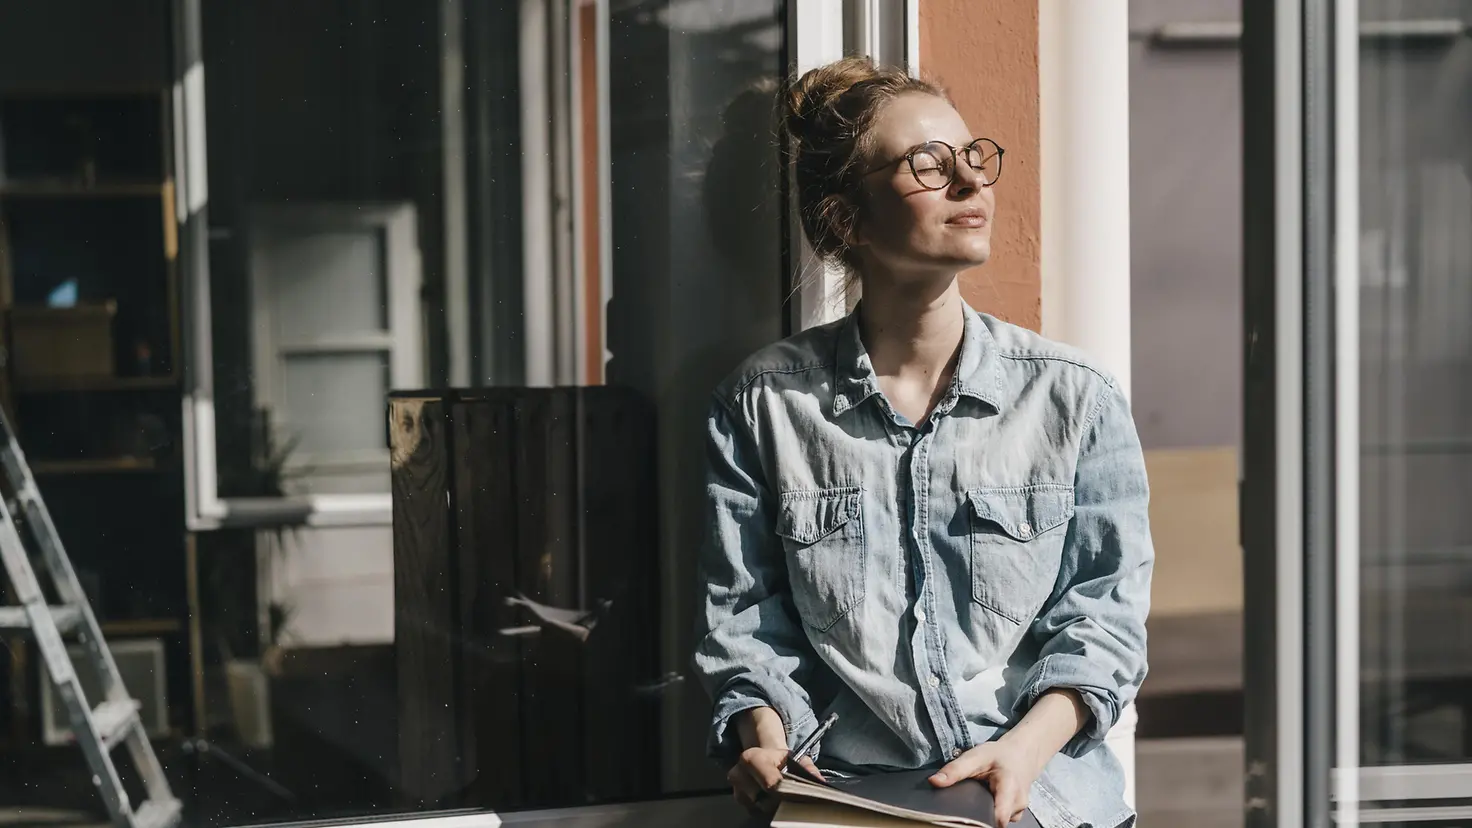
[831,301,1004,418]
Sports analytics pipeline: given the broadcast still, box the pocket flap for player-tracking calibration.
[776,488,861,545]
[967,486,1074,542]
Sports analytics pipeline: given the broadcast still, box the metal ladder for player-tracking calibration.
[0,406,181,828]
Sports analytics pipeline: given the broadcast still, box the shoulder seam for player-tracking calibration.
[1077,375,1119,455]
[727,362,832,402]
[997,349,1112,383]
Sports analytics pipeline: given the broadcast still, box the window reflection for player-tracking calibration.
[0,0,785,824]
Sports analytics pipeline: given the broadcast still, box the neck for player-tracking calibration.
[856,274,966,382]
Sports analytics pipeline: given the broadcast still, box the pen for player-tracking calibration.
[781,712,839,773]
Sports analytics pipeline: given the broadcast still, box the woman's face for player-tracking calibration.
[852,93,996,281]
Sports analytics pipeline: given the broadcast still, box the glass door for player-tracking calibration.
[1244,1,1472,825]
[1354,0,1472,823]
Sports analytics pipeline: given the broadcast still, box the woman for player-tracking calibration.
[693,57,1152,828]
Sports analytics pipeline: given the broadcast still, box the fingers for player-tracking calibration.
[729,746,789,817]
[727,765,762,814]
[929,744,996,788]
[992,776,1030,826]
[743,749,785,791]
[797,755,824,780]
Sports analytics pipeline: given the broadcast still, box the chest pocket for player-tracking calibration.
[967,485,1074,624]
[776,487,866,632]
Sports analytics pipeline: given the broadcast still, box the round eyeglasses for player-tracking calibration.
[865,138,1004,190]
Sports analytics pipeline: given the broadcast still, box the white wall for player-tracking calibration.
[265,526,395,647]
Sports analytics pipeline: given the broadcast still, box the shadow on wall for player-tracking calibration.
[701,78,785,278]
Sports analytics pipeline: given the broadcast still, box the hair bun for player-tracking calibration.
[782,56,882,146]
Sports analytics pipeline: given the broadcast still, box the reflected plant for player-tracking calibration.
[202,408,308,668]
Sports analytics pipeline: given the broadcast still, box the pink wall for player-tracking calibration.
[921,0,1041,330]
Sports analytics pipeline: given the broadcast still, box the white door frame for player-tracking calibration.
[1242,0,1361,825]
[246,202,424,479]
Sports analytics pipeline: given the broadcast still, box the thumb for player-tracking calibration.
[929,745,995,788]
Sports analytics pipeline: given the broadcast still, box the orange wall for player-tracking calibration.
[921,0,1041,330]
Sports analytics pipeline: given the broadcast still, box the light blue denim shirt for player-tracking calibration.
[692,303,1153,828]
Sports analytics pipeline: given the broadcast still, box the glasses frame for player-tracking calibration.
[864,138,1005,190]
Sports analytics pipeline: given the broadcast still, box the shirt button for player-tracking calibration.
[914,607,927,623]
[1018,522,1033,538]
[951,747,964,760]
[927,674,941,688]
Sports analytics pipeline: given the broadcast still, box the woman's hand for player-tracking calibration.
[927,738,1047,826]
[928,688,1089,825]
[727,745,822,815]
[728,707,823,815]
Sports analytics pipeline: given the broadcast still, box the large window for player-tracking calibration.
[0,1,908,825]
[1354,0,1472,808]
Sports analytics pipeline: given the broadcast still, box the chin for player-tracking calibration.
[947,241,991,267]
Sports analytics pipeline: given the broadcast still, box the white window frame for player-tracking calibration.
[1243,0,1364,824]
[789,0,918,332]
[787,0,845,332]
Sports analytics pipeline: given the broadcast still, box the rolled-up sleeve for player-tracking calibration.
[692,397,825,764]
[1015,380,1154,757]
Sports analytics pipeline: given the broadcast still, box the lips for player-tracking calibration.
[947,210,989,228]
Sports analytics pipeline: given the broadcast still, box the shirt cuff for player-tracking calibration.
[708,675,818,765]
[1014,653,1122,758]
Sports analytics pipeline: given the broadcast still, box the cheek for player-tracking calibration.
[861,188,956,253]
[906,194,956,245]
[862,189,922,247]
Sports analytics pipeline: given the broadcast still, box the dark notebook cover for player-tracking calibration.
[777,764,996,827]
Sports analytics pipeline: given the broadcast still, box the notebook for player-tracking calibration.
[769,766,997,828]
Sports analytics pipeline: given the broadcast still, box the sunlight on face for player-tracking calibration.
[853,93,996,283]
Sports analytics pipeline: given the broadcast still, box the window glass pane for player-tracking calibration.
[1127,3,1249,822]
[261,228,389,341]
[0,1,787,825]
[1357,0,1472,769]
[280,352,389,457]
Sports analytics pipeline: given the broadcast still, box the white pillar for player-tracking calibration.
[1039,0,1137,809]
[1039,0,1132,396]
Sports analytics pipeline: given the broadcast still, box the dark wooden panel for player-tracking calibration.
[513,391,586,805]
[392,387,662,809]
[579,387,660,799]
[389,396,462,806]
[455,394,525,808]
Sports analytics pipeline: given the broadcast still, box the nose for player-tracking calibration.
[949,162,982,198]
